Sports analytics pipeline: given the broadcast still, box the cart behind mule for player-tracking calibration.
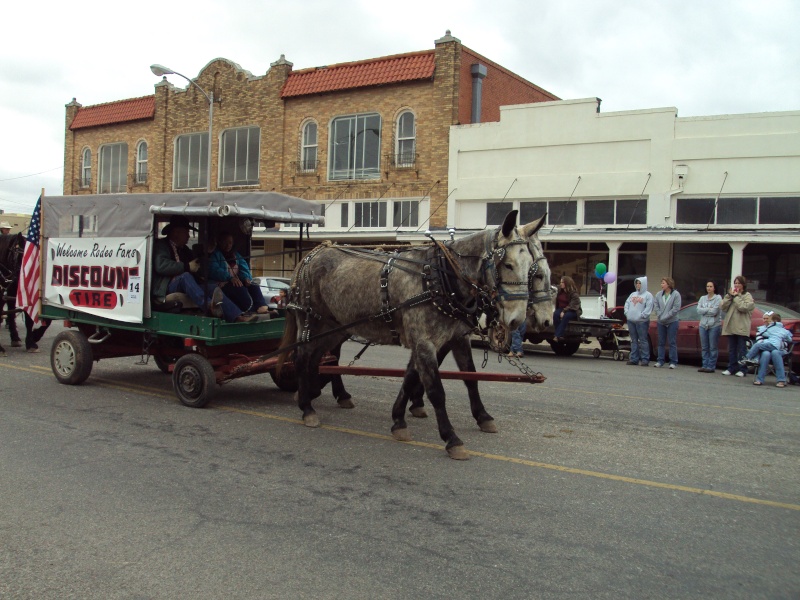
[40,192,543,410]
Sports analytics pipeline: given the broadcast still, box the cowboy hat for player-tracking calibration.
[0,221,11,229]
[160,215,198,236]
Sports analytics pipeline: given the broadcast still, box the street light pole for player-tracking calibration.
[150,64,213,192]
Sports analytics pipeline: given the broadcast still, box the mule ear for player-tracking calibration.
[521,212,547,237]
[500,210,518,238]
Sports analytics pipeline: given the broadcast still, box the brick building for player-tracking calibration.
[63,31,557,276]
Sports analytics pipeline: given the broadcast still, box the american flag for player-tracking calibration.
[16,196,42,323]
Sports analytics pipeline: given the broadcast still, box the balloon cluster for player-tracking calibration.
[595,263,617,284]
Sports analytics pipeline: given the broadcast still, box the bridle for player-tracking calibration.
[527,242,552,309]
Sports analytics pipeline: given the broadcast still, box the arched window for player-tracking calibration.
[136,141,148,184]
[301,121,318,172]
[396,111,416,167]
[81,148,91,188]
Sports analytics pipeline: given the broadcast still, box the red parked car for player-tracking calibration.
[647,301,800,370]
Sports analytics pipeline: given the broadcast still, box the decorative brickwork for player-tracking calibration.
[63,34,557,235]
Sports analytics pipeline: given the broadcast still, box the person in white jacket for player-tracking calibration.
[623,277,653,366]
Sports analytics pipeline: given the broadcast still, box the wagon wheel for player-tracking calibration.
[51,330,93,385]
[172,354,217,408]
[269,369,298,392]
[152,353,177,375]
[549,340,581,357]
[613,351,621,361]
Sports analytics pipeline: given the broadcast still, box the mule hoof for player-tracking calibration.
[479,420,498,433]
[303,414,320,428]
[392,428,412,442]
[337,397,355,409]
[409,406,428,418]
[446,445,470,460]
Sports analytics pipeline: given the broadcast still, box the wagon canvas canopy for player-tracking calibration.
[42,191,325,239]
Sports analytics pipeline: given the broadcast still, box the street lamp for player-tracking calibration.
[150,64,214,192]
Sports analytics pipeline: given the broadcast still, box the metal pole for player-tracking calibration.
[207,91,213,192]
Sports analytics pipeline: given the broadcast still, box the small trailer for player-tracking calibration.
[524,295,631,360]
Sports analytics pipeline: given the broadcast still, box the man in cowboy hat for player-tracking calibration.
[0,221,11,235]
[152,216,255,322]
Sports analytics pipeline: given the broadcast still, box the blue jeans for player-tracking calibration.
[699,325,721,370]
[510,321,526,354]
[745,341,778,361]
[755,348,786,383]
[166,273,242,322]
[628,320,650,364]
[553,309,577,338]
[726,335,749,375]
[219,281,267,313]
[656,321,678,365]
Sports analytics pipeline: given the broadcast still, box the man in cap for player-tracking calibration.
[152,216,255,322]
[0,221,11,235]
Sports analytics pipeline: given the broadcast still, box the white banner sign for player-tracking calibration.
[45,237,148,324]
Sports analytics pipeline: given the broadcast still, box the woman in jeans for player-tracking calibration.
[696,280,722,372]
[653,277,681,368]
[720,275,755,377]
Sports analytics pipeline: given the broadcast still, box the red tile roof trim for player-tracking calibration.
[282,50,435,98]
[70,95,155,130]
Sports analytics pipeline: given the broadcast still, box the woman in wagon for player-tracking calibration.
[152,216,255,323]
[552,276,581,342]
[623,276,653,366]
[720,275,755,377]
[207,232,270,316]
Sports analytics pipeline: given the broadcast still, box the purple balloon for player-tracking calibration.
[603,272,617,284]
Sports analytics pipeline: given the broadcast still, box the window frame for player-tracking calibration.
[328,112,382,181]
[98,142,128,194]
[220,125,260,187]
[676,196,800,228]
[301,120,318,172]
[395,110,416,167]
[136,141,148,184]
[81,148,91,188]
[173,132,209,190]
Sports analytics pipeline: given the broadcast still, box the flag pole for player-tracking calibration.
[36,188,45,320]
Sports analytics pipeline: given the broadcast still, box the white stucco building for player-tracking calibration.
[448,98,800,309]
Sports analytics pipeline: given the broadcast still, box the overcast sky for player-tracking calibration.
[1,0,797,215]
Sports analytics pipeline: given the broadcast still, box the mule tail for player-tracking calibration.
[274,313,298,378]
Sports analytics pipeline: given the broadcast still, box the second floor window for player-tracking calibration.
[99,143,128,194]
[396,111,416,167]
[220,126,260,186]
[174,133,209,190]
[301,121,318,171]
[81,148,91,188]
[329,113,381,181]
[136,141,148,184]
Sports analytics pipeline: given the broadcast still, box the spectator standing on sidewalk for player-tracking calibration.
[697,281,722,372]
[623,277,653,366]
[653,277,681,369]
[720,275,755,377]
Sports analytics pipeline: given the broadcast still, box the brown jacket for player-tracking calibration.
[721,292,755,336]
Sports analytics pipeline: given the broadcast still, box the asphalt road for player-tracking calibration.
[1,326,798,599]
